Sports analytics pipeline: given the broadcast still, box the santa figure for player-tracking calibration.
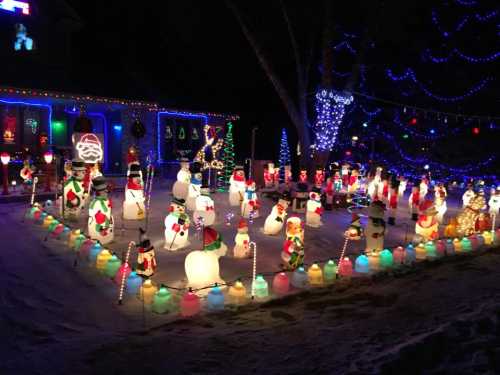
[298,168,308,184]
[306,187,323,228]
[228,165,246,206]
[19,159,35,193]
[462,185,476,208]
[186,168,202,211]
[488,187,500,218]
[264,162,276,188]
[345,213,363,240]
[284,165,292,185]
[415,200,439,243]
[475,212,492,233]
[263,192,291,235]
[62,158,86,221]
[76,133,103,164]
[136,235,157,278]
[325,176,334,210]
[348,169,359,193]
[193,185,216,226]
[314,166,325,189]
[380,178,390,204]
[88,176,114,245]
[387,177,399,226]
[241,179,260,219]
[292,183,309,213]
[341,163,350,188]
[282,216,305,270]
[233,218,250,258]
[409,183,420,221]
[164,197,190,251]
[365,201,386,255]
[122,170,145,220]
[172,158,191,200]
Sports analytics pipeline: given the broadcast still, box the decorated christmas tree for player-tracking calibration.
[279,128,291,183]
[219,122,235,191]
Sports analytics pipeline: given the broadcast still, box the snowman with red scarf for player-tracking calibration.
[164,197,190,251]
[193,185,216,226]
[229,165,246,206]
[306,187,324,228]
[88,176,114,244]
[241,179,260,219]
[123,169,145,220]
[62,158,86,221]
[136,232,157,278]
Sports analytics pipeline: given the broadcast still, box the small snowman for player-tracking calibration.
[364,200,386,255]
[462,184,476,208]
[306,187,323,228]
[263,192,291,235]
[489,186,500,217]
[186,166,202,211]
[233,218,250,258]
[193,185,216,226]
[172,158,191,200]
[415,200,439,243]
[434,186,447,224]
[164,197,190,251]
[88,176,114,245]
[241,179,260,219]
[264,162,277,189]
[228,165,246,206]
[62,158,86,221]
[123,170,145,220]
[136,233,157,278]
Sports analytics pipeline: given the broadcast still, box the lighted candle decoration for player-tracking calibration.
[461,238,472,252]
[114,263,131,285]
[180,289,201,317]
[379,249,394,269]
[228,280,247,304]
[104,254,121,278]
[436,240,446,257]
[445,239,455,255]
[355,254,370,274]
[96,249,112,273]
[68,229,81,248]
[392,246,405,265]
[272,272,290,295]
[207,284,225,311]
[424,241,437,260]
[416,243,427,260]
[405,244,416,264]
[338,257,353,278]
[126,271,142,295]
[252,275,269,299]
[152,286,173,314]
[482,231,492,245]
[42,215,54,228]
[89,242,102,264]
[140,279,158,305]
[307,263,324,286]
[291,266,308,288]
[79,239,95,259]
[323,260,337,283]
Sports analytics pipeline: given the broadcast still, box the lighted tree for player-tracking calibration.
[220,122,235,191]
[278,128,291,183]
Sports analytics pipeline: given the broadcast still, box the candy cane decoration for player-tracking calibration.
[249,241,257,299]
[144,165,155,232]
[30,176,38,206]
[225,212,234,226]
[248,209,255,225]
[337,237,349,274]
[118,241,135,305]
[195,216,204,239]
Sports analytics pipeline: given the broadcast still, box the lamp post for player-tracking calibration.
[44,151,53,192]
[1,152,11,195]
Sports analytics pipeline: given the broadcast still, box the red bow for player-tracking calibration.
[206,206,214,211]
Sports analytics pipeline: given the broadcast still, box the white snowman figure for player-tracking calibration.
[233,218,250,258]
[88,176,114,245]
[263,192,291,235]
[489,186,500,218]
[127,163,143,184]
[172,158,191,200]
[434,184,448,224]
[419,176,429,202]
[364,200,386,255]
[241,179,260,219]
[462,185,476,208]
[229,165,246,206]
[122,171,145,220]
[164,197,190,251]
[306,187,323,228]
[398,176,407,198]
[186,171,202,212]
[184,226,227,291]
[136,232,157,278]
[62,158,86,221]
[193,186,216,226]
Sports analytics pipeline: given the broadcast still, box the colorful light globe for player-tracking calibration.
[152,286,173,314]
[460,238,472,252]
[338,257,353,278]
[180,289,201,317]
[33,209,42,221]
[468,235,479,251]
[405,244,416,264]
[379,249,394,269]
[392,246,405,265]
[445,239,455,255]
[272,272,290,295]
[126,271,142,294]
[436,240,446,257]
[74,234,87,252]
[482,231,493,245]
[51,223,65,238]
[323,260,337,283]
[291,266,308,288]
[104,255,122,278]
[47,220,60,233]
[140,279,158,305]
[355,254,370,274]
[425,241,437,259]
[96,249,112,272]
[228,280,247,304]
[60,226,71,240]
[89,242,102,264]
[207,284,225,311]
[252,275,269,299]
[453,238,462,252]
[79,239,95,259]
[307,263,323,286]
[416,243,427,260]
[42,215,54,229]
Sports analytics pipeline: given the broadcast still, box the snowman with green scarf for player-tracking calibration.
[88,176,114,244]
[62,158,86,221]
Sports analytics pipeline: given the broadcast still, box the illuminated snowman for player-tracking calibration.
[193,186,216,226]
[306,188,323,228]
[186,171,202,211]
[62,158,86,221]
[164,197,190,251]
[172,158,191,200]
[241,179,260,219]
[229,165,246,206]
[263,192,291,235]
[88,176,114,245]
[233,218,250,258]
[122,170,145,220]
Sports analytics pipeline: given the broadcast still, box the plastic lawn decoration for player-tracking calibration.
[272,272,290,295]
[425,241,437,259]
[392,246,405,265]
[96,249,112,273]
[42,215,54,228]
[152,286,173,314]
[60,226,71,241]
[338,257,353,278]
[74,233,86,252]
[140,279,157,305]
[47,219,59,233]
[79,239,94,259]
[477,234,485,247]
[228,280,247,304]
[32,209,42,221]
[252,275,269,299]
[207,284,225,311]
[51,223,65,238]
[483,231,492,245]
[68,229,81,247]
[291,266,308,288]
[436,240,446,256]
[368,252,380,272]
[114,262,131,285]
[461,238,472,252]
[126,271,142,295]
[104,255,121,278]
[405,244,416,264]
[180,289,201,317]
[307,263,324,286]
[416,243,427,260]
[355,254,370,274]
[379,249,394,269]
[453,238,462,252]
[89,242,102,264]
[323,260,337,283]
[38,211,47,224]
[118,241,135,304]
[445,239,455,255]
[468,235,479,251]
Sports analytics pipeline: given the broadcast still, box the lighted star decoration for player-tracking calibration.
[195,125,224,170]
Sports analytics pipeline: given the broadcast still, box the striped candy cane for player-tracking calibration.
[118,241,135,305]
[249,241,257,299]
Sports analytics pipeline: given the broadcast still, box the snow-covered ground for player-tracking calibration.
[1,183,498,374]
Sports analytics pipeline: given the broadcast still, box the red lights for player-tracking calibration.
[409,117,417,125]
[472,127,480,135]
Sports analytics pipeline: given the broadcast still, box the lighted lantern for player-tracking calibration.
[460,238,472,252]
[307,263,324,286]
[424,241,437,259]
[68,229,81,248]
[379,249,394,269]
[114,263,131,285]
[207,284,225,311]
[42,215,54,228]
[291,266,308,288]
[252,275,269,299]
[355,254,370,274]
[228,280,247,304]
[79,239,94,259]
[74,233,87,252]
[416,243,427,260]
[180,289,201,317]
[126,271,142,294]
[453,238,462,252]
[393,246,405,265]
[89,242,102,264]
[152,286,173,314]
[338,257,353,278]
[445,239,455,255]
[140,279,158,305]
[96,249,112,272]
[51,223,65,238]
[323,260,337,283]
[368,251,380,272]
[436,240,446,257]
[104,254,122,278]
[482,231,493,245]
[405,244,416,264]
[272,272,290,295]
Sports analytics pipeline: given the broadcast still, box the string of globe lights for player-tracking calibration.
[431,8,498,37]
[423,48,500,64]
[455,0,477,6]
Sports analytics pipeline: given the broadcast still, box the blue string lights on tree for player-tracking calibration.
[278,128,291,183]
[312,89,354,153]
[423,48,500,64]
